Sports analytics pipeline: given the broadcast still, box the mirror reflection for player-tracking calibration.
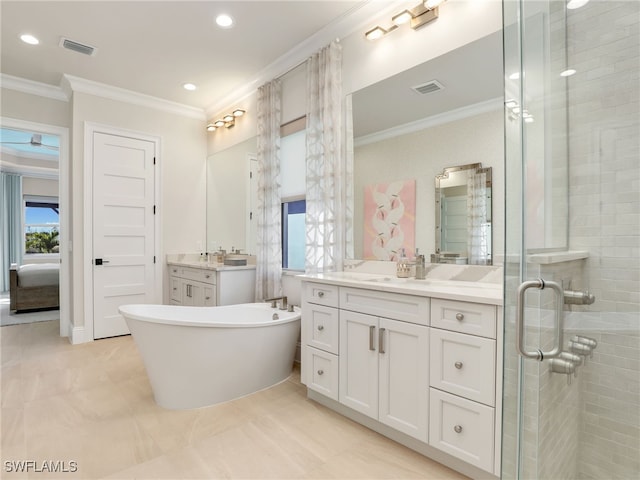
[352,31,504,261]
[206,136,257,255]
[435,163,492,265]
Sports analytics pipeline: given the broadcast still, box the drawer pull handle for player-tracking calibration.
[205,296,211,300]
[205,274,211,279]
[318,291,325,298]
[317,325,324,331]
[317,369,324,376]
[455,361,463,369]
[173,287,177,291]
[379,327,386,354]
[369,325,376,351]
[454,425,463,434]
[455,312,464,321]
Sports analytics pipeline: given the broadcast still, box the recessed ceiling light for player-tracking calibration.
[216,14,234,28]
[183,83,197,91]
[20,34,39,45]
[560,69,577,77]
[509,72,520,80]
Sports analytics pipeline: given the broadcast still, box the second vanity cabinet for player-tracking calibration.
[169,264,256,306]
[301,276,502,478]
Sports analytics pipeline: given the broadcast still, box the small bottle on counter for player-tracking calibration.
[415,248,426,280]
[396,248,410,278]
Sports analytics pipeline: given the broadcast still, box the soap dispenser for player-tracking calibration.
[396,248,410,278]
[415,248,426,280]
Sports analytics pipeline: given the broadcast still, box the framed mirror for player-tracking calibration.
[435,163,492,265]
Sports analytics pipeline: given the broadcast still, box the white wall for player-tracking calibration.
[70,91,207,330]
[23,176,59,197]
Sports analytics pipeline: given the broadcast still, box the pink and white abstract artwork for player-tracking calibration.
[363,179,416,261]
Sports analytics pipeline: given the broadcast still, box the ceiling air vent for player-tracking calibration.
[59,37,97,56]
[411,80,445,95]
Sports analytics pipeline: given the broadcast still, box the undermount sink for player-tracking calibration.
[365,276,431,284]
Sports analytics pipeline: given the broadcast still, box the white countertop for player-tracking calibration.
[168,260,256,272]
[298,271,503,306]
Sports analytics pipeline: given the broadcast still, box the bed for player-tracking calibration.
[9,263,60,312]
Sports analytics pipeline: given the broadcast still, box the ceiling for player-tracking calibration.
[0,1,367,112]
[353,30,503,138]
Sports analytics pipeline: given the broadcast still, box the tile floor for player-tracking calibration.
[1,320,468,479]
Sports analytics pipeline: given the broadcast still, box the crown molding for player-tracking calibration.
[205,0,407,117]
[61,74,206,120]
[0,161,59,180]
[0,74,68,102]
[354,97,504,147]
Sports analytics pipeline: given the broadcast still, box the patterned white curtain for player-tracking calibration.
[255,79,283,300]
[467,170,488,265]
[305,40,352,273]
[0,172,23,291]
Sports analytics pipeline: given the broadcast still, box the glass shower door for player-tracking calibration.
[502,1,639,479]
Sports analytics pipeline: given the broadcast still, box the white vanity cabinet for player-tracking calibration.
[339,309,429,441]
[169,266,216,306]
[300,275,503,479]
[168,264,255,307]
[302,282,340,400]
[428,298,498,473]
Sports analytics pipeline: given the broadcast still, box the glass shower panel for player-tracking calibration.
[502,1,640,479]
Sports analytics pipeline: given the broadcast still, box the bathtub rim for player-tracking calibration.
[119,302,301,329]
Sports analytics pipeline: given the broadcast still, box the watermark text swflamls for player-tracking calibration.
[4,460,78,473]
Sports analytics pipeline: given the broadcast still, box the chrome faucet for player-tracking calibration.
[265,296,288,311]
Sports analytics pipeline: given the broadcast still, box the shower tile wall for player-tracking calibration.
[567,1,639,479]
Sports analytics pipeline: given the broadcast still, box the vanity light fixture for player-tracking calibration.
[365,0,444,40]
[207,109,247,132]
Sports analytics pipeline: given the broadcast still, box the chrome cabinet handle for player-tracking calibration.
[454,425,463,433]
[516,278,564,361]
[317,369,324,376]
[455,312,464,321]
[318,291,325,298]
[454,361,463,369]
[379,328,386,354]
[369,325,376,351]
[317,325,324,331]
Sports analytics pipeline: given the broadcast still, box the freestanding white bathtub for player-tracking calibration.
[119,302,301,410]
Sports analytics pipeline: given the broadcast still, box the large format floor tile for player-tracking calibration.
[1,320,468,479]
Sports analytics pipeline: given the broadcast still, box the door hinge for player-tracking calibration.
[250,171,253,179]
[250,211,253,220]
[153,256,156,264]
[153,205,156,214]
[153,157,156,165]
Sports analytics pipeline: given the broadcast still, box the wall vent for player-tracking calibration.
[411,80,445,95]
[59,37,97,56]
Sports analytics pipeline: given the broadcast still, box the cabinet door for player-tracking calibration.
[378,318,429,441]
[182,282,204,306]
[170,276,183,303]
[203,285,216,306]
[339,310,378,419]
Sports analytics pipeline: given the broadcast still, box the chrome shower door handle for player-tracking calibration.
[516,278,564,361]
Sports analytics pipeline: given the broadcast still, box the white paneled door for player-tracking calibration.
[93,132,156,339]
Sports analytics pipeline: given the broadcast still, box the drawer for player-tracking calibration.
[431,299,496,338]
[430,329,496,406]
[305,347,339,401]
[304,282,339,308]
[340,287,429,326]
[429,388,495,473]
[169,265,216,284]
[203,286,216,306]
[305,304,339,355]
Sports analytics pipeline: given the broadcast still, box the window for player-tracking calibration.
[24,196,59,254]
[280,123,306,270]
[282,199,306,270]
